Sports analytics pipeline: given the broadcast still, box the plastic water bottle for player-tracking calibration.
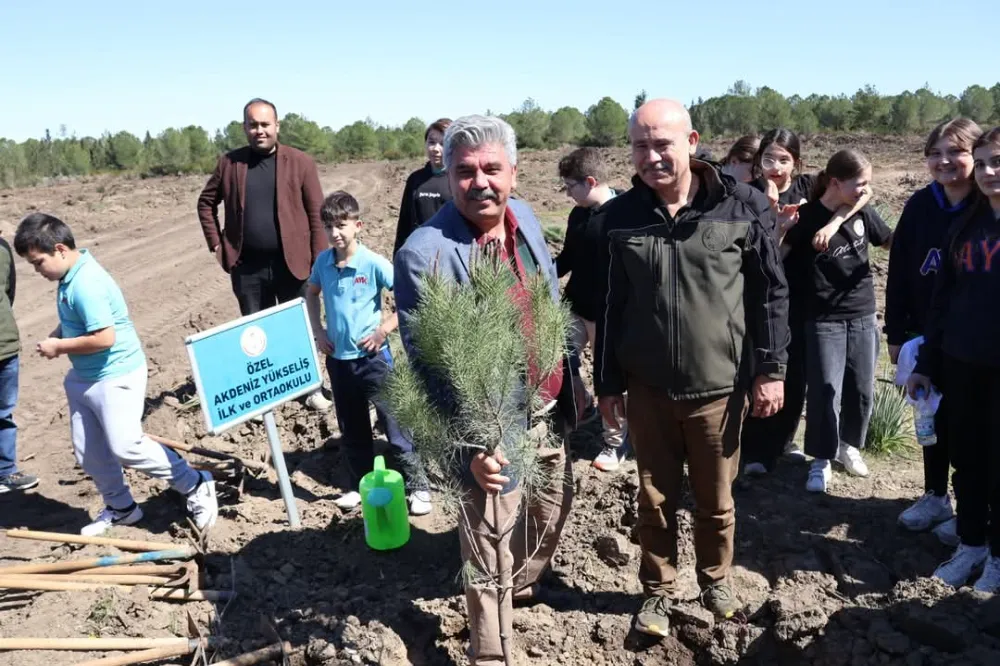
[912,387,938,447]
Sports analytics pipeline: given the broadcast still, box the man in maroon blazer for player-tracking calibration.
[198,97,331,410]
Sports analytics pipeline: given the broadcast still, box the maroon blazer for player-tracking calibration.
[197,143,326,280]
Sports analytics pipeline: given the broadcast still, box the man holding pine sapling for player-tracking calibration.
[394,115,585,666]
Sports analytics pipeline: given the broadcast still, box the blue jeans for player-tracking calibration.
[0,355,19,478]
[804,314,879,460]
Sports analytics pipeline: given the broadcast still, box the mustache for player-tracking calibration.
[643,162,673,175]
[467,188,499,202]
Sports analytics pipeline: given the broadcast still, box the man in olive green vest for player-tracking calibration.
[0,235,37,492]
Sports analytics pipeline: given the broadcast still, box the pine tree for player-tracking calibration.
[383,251,569,666]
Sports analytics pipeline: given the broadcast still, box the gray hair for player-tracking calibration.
[443,115,518,170]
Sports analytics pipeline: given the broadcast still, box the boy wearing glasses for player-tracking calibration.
[554,148,628,471]
[304,191,430,515]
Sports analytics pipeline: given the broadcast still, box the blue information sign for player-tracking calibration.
[186,298,322,434]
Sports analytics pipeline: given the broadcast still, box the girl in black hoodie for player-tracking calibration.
[909,127,1000,593]
[888,118,982,542]
[742,129,869,475]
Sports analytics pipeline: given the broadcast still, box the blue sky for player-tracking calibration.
[1,0,995,141]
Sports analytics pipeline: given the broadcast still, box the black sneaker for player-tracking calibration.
[700,583,741,619]
[0,472,39,493]
[634,595,673,637]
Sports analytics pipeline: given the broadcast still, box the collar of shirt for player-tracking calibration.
[328,244,366,270]
[60,249,92,286]
[471,206,527,280]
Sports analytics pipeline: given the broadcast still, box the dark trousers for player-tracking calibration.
[804,314,879,460]
[326,347,419,491]
[626,378,746,595]
[742,314,807,469]
[230,252,304,316]
[923,396,952,496]
[943,354,1000,555]
[0,355,20,478]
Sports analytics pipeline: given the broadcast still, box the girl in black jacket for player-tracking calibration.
[888,118,982,541]
[783,149,893,494]
[742,130,869,475]
[909,127,1000,593]
[392,119,453,255]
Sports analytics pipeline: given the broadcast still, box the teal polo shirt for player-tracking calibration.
[57,250,145,382]
[309,244,392,360]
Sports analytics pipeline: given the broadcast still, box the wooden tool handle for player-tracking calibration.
[212,642,293,666]
[73,643,192,666]
[4,529,189,554]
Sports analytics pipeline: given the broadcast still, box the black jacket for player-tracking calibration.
[885,182,976,346]
[393,163,451,255]
[595,161,790,400]
[915,200,1000,379]
[555,191,620,321]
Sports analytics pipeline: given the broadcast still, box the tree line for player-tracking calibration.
[2,82,999,189]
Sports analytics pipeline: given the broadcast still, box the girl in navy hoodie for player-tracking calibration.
[909,127,1000,593]
[888,118,982,542]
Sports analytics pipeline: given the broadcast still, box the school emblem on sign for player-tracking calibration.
[702,226,729,252]
[240,325,268,358]
[852,218,866,238]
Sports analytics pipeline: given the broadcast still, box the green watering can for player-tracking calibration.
[359,455,410,550]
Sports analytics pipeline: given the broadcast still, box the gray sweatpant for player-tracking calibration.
[65,363,200,511]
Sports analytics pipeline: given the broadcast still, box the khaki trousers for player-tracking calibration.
[458,434,572,665]
[626,379,745,595]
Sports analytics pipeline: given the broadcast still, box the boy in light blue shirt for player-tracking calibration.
[305,191,430,515]
[14,213,218,536]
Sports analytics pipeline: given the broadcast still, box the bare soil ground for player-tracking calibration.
[3,136,999,666]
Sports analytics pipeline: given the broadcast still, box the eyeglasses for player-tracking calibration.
[562,180,584,192]
[761,157,793,170]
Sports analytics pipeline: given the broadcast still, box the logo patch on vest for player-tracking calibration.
[919,248,942,275]
[702,226,729,251]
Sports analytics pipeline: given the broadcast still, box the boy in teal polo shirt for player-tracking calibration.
[305,191,430,515]
[14,213,218,536]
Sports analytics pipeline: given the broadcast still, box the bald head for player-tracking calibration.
[629,98,692,135]
[629,98,700,195]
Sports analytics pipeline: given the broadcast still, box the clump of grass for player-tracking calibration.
[86,593,117,637]
[865,377,913,456]
[542,223,564,245]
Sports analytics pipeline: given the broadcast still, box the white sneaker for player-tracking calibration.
[408,490,433,516]
[783,442,807,461]
[334,491,361,510]
[898,492,954,532]
[933,517,960,547]
[836,445,869,477]
[806,459,831,493]
[744,462,768,477]
[973,556,1000,593]
[933,543,989,588]
[186,471,218,531]
[305,391,333,411]
[81,504,144,536]
[592,446,627,472]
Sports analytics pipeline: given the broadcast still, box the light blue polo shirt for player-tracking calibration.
[309,244,392,360]
[57,250,145,382]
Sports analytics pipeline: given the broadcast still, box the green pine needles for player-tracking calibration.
[383,249,571,508]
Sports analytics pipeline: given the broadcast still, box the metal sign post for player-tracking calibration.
[185,298,322,528]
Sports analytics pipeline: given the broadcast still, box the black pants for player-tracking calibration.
[742,315,807,470]
[922,395,952,497]
[326,348,420,492]
[944,354,1000,555]
[230,253,304,316]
